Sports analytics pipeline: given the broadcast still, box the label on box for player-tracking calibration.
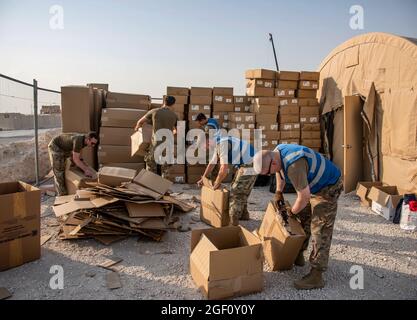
[235,107,241,112]
[291,99,299,104]
[203,105,211,111]
[235,116,242,122]
[175,176,185,183]
[235,97,244,103]
[301,117,319,123]
[222,122,229,128]
[226,98,233,103]
[214,96,224,102]
[248,124,255,129]
[245,116,254,122]
[213,115,220,119]
[191,105,199,111]
[280,100,289,106]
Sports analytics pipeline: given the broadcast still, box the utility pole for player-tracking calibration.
[269,33,280,72]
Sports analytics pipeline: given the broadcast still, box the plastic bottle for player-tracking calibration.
[400,200,417,231]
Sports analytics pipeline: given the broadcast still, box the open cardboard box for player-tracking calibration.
[190,226,263,300]
[368,186,403,221]
[356,181,383,207]
[65,161,97,195]
[0,182,41,271]
[200,177,230,228]
[257,201,306,271]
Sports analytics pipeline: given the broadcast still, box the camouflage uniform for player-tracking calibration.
[48,144,71,196]
[229,166,258,225]
[144,141,172,178]
[296,178,343,271]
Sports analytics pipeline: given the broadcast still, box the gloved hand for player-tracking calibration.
[273,191,284,204]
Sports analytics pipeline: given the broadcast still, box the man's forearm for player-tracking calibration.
[73,157,88,172]
[291,196,310,214]
[214,166,228,186]
[202,163,216,178]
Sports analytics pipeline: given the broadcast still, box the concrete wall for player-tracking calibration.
[0,113,61,130]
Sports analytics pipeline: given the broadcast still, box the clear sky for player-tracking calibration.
[0,0,416,113]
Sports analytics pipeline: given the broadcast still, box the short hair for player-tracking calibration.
[87,131,98,140]
[164,95,176,106]
[196,113,207,122]
[253,150,273,174]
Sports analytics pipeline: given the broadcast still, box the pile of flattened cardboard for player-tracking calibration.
[53,169,194,245]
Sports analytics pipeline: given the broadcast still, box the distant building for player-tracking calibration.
[41,105,61,115]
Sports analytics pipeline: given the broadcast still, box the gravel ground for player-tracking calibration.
[1,184,416,300]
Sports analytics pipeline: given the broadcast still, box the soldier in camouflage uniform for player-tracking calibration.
[48,132,98,196]
[198,136,257,226]
[254,145,342,290]
[135,96,178,177]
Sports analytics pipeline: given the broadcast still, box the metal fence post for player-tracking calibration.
[33,79,40,186]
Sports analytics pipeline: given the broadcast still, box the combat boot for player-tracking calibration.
[294,268,325,290]
[294,251,306,267]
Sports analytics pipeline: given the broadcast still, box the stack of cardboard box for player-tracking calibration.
[298,72,321,151]
[188,87,213,130]
[61,86,102,168]
[245,69,276,97]
[99,92,150,171]
[251,97,280,150]
[166,87,189,121]
[212,87,234,130]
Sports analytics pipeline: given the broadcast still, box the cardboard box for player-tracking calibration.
[229,113,255,123]
[278,71,300,81]
[189,104,212,113]
[245,69,276,80]
[213,87,234,96]
[189,113,211,122]
[297,89,317,99]
[247,79,275,89]
[280,106,300,116]
[229,123,255,130]
[101,108,147,128]
[368,186,403,221]
[61,86,94,133]
[246,87,275,97]
[275,89,296,98]
[213,95,234,104]
[300,71,320,81]
[302,123,321,131]
[257,123,279,131]
[213,104,235,113]
[163,95,189,105]
[99,127,135,146]
[100,163,145,172]
[167,87,189,96]
[299,80,319,90]
[281,130,301,139]
[98,166,136,187]
[190,96,212,105]
[302,139,321,148]
[65,164,97,195]
[301,131,321,139]
[0,182,41,271]
[254,97,280,105]
[190,226,263,300]
[300,116,320,124]
[234,96,249,105]
[106,92,150,107]
[87,83,109,91]
[213,112,229,122]
[279,98,299,107]
[277,80,298,90]
[251,104,279,114]
[233,105,251,113]
[299,98,319,106]
[171,104,186,113]
[256,114,278,124]
[261,139,280,149]
[280,115,300,123]
[133,169,173,195]
[300,106,320,116]
[281,123,301,131]
[280,139,300,145]
[164,173,186,184]
[131,124,152,157]
[99,145,144,164]
[166,164,186,174]
[191,87,213,96]
[260,131,281,140]
[356,182,384,207]
[200,178,230,228]
[257,201,306,271]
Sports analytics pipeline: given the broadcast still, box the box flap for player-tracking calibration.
[133,170,173,195]
[125,202,166,218]
[190,234,218,281]
[368,186,400,207]
[99,167,137,181]
[53,197,118,217]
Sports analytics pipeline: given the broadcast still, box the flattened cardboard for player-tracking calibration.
[356,182,383,207]
[200,178,230,228]
[126,202,166,218]
[98,145,144,164]
[258,202,306,271]
[106,272,122,290]
[133,170,173,195]
[101,108,147,128]
[131,124,152,157]
[0,288,12,300]
[190,226,263,300]
[61,86,94,133]
[53,196,118,217]
[98,167,137,187]
[106,92,150,108]
[100,163,145,172]
[0,182,41,271]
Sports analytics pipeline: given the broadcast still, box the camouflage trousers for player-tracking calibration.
[144,142,171,178]
[229,166,258,225]
[297,178,343,272]
[48,146,71,196]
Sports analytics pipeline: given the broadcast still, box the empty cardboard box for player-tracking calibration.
[0,182,41,271]
[200,178,230,228]
[190,226,264,300]
[356,182,384,207]
[65,163,97,195]
[257,201,306,271]
[368,186,403,221]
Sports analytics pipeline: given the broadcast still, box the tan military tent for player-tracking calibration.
[318,32,417,194]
